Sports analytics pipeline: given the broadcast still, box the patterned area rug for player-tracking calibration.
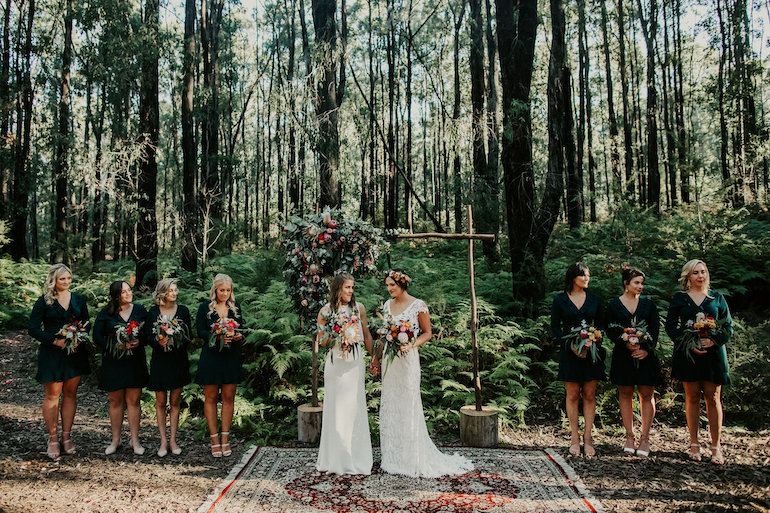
[197,447,604,513]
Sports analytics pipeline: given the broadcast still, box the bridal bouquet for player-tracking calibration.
[609,319,652,368]
[209,318,241,351]
[562,320,602,363]
[680,312,725,363]
[152,315,186,352]
[58,319,90,355]
[319,309,361,360]
[376,313,417,365]
[112,320,143,358]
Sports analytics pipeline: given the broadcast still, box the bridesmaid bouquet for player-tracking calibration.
[562,320,602,363]
[680,312,725,363]
[209,317,241,351]
[58,319,90,355]
[112,320,143,358]
[319,309,361,360]
[152,315,186,352]
[609,319,652,369]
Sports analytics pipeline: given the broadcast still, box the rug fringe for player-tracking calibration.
[544,447,606,513]
[196,444,260,513]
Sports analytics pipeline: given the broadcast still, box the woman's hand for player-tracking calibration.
[626,341,640,352]
[231,331,242,341]
[127,339,140,350]
[53,337,66,348]
[691,337,712,355]
[631,348,649,361]
[369,358,380,377]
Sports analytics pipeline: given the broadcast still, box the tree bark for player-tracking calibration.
[599,0,620,201]
[577,0,596,222]
[181,0,198,271]
[617,0,634,198]
[636,0,660,214]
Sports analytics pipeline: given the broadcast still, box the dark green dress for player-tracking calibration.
[28,293,91,383]
[93,304,149,392]
[146,305,192,392]
[665,291,733,385]
[195,302,244,386]
[607,297,663,386]
[551,291,606,382]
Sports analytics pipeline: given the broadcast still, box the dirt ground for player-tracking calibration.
[1,331,768,513]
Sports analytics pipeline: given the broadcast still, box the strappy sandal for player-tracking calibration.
[62,431,76,455]
[623,434,636,455]
[210,433,222,458]
[636,435,651,458]
[46,435,60,460]
[221,431,232,457]
[710,445,725,465]
[687,443,702,461]
[568,435,581,457]
[583,436,597,459]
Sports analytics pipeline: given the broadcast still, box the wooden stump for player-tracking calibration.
[459,405,498,447]
[297,403,323,443]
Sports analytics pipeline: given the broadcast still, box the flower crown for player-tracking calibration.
[387,270,411,286]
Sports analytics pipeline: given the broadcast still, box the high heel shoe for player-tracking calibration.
[636,435,651,458]
[46,434,60,460]
[623,434,636,455]
[105,441,121,455]
[131,442,145,456]
[583,436,596,459]
[62,431,76,455]
[687,443,702,462]
[157,446,168,458]
[221,431,232,457]
[210,434,222,458]
[710,445,725,465]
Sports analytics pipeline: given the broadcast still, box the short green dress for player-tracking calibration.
[146,305,192,392]
[665,291,733,385]
[28,293,91,383]
[93,304,149,392]
[607,297,663,386]
[195,302,245,386]
[551,291,606,382]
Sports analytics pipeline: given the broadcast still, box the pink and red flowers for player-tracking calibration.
[58,319,90,355]
[112,320,143,358]
[210,317,241,350]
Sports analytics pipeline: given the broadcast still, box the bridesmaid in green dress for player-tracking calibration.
[665,259,733,465]
[606,267,662,457]
[196,274,244,457]
[147,279,191,457]
[28,264,91,459]
[94,281,149,456]
[550,262,606,458]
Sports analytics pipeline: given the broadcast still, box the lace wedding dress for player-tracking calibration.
[316,302,373,475]
[379,298,474,477]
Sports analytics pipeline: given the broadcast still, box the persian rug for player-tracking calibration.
[197,447,604,513]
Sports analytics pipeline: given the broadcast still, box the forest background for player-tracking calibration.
[0,0,769,441]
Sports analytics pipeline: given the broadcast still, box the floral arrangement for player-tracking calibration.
[562,319,602,363]
[112,320,143,358]
[151,315,187,352]
[282,209,388,333]
[210,317,241,351]
[680,312,724,363]
[319,308,362,360]
[609,319,652,368]
[375,308,417,366]
[58,319,90,355]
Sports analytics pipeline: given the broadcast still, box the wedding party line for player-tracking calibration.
[27,257,731,476]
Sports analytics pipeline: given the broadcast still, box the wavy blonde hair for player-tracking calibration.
[152,279,177,306]
[208,273,238,316]
[679,259,711,292]
[44,264,72,305]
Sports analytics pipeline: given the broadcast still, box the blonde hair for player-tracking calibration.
[679,259,711,291]
[152,279,177,305]
[208,274,238,316]
[44,264,72,305]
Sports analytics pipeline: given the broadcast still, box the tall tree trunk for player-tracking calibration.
[674,0,689,202]
[716,0,731,201]
[452,1,466,233]
[52,0,73,264]
[600,0,620,201]
[637,0,660,213]
[617,0,634,198]
[0,0,11,220]
[201,0,223,217]
[469,0,489,251]
[661,0,677,208]
[181,0,197,271]
[385,0,396,227]
[483,0,501,254]
[578,0,596,222]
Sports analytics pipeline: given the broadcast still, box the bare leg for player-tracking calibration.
[682,381,702,461]
[125,388,144,454]
[220,385,237,456]
[168,388,182,454]
[155,390,168,455]
[43,382,63,458]
[203,385,221,455]
[582,381,598,457]
[637,385,656,456]
[564,382,581,455]
[106,389,126,454]
[618,385,636,453]
[702,381,724,464]
[60,376,81,454]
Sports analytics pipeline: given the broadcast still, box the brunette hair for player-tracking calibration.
[564,262,590,294]
[384,268,411,290]
[329,272,356,312]
[621,266,646,287]
[106,281,131,317]
[43,263,72,305]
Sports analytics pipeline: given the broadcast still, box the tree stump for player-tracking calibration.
[297,403,323,443]
[459,405,498,447]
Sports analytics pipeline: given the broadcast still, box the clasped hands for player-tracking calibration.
[692,337,714,355]
[626,341,649,361]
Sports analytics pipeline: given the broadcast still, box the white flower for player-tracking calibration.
[344,327,358,341]
[397,332,409,344]
[386,334,393,342]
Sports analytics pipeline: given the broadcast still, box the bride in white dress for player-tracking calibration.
[316,273,374,475]
[372,269,474,478]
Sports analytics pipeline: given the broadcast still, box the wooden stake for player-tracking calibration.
[467,205,482,411]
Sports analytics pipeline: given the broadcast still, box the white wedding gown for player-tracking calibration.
[379,298,474,477]
[316,302,373,475]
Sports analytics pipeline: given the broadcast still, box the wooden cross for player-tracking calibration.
[395,205,494,412]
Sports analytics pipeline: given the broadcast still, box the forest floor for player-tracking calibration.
[1,331,768,513]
